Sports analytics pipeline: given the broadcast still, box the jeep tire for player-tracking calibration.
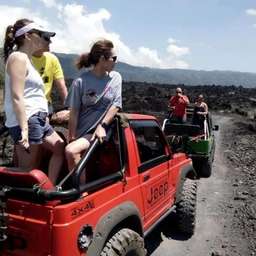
[193,158,212,178]
[200,158,212,178]
[176,179,197,235]
[100,228,146,256]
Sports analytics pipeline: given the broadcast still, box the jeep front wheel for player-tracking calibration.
[176,178,197,236]
[100,228,146,256]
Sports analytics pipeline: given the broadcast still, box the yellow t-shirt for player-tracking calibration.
[32,52,64,103]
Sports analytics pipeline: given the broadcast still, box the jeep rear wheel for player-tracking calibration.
[100,228,146,256]
[193,158,212,178]
[176,179,197,236]
[200,158,212,178]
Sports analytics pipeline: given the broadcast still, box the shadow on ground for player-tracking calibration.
[145,212,192,255]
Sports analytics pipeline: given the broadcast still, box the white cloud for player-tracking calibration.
[246,8,256,16]
[168,37,177,44]
[253,24,256,28]
[0,2,191,69]
[39,0,62,10]
[167,44,190,57]
[136,47,163,67]
[0,5,37,40]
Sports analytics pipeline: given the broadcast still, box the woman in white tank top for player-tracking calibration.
[3,19,65,185]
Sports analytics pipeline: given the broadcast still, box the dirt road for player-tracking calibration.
[146,115,254,256]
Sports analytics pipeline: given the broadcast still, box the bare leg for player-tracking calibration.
[42,131,65,185]
[15,144,41,171]
[65,135,92,172]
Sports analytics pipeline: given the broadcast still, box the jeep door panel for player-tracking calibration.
[130,120,173,229]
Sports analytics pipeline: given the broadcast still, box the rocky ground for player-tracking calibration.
[222,115,256,255]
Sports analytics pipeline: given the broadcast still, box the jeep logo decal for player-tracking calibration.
[147,181,168,206]
[71,201,95,218]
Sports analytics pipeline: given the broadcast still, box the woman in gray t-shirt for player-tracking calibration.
[65,39,122,171]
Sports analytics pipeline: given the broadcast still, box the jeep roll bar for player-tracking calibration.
[0,116,126,202]
[72,116,126,192]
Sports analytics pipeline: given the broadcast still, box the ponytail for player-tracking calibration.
[2,18,33,62]
[76,53,91,70]
[3,25,15,62]
[76,39,114,70]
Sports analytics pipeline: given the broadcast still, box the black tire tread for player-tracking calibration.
[176,179,197,235]
[100,228,146,256]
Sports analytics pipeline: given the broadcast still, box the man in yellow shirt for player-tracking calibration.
[32,33,68,115]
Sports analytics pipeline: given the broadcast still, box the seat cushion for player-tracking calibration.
[0,167,54,190]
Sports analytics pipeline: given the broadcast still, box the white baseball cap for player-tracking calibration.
[15,22,55,38]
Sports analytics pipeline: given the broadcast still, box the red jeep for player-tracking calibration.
[0,113,197,256]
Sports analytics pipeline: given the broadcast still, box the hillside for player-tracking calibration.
[1,52,256,88]
[55,53,256,88]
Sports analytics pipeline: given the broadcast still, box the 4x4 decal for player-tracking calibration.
[71,200,95,218]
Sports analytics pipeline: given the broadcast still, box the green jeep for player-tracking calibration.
[162,108,218,178]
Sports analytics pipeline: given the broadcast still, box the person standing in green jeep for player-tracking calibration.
[192,94,208,130]
[169,87,190,123]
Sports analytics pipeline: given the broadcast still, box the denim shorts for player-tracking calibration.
[8,112,54,145]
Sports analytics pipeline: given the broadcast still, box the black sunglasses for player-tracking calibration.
[29,30,51,42]
[111,56,117,62]
[104,55,117,62]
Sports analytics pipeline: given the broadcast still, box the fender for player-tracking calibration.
[87,201,143,256]
[174,163,196,204]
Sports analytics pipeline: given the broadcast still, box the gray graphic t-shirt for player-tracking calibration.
[67,70,122,138]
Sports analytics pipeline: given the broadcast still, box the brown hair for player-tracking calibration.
[76,39,114,70]
[3,18,33,62]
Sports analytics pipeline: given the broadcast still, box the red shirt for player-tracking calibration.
[169,95,189,117]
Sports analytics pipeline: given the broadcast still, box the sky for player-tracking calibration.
[0,0,256,73]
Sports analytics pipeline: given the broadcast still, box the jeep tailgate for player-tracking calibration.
[2,199,53,256]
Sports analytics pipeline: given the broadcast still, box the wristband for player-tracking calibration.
[101,122,109,130]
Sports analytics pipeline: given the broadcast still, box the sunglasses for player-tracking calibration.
[30,30,51,42]
[104,55,117,62]
[111,56,117,62]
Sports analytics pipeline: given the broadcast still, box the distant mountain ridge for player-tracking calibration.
[55,53,256,88]
[0,51,256,88]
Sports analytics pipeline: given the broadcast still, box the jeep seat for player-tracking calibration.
[0,167,54,190]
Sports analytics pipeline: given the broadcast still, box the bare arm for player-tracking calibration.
[181,95,190,105]
[91,105,120,143]
[7,53,29,148]
[169,96,177,110]
[197,103,208,116]
[201,103,208,115]
[100,105,119,126]
[68,107,79,142]
[54,78,68,105]
[169,96,176,106]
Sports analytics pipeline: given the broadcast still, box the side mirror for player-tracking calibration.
[213,125,219,131]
